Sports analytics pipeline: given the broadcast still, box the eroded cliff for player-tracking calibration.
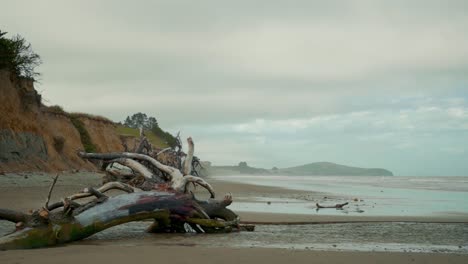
[0,70,124,173]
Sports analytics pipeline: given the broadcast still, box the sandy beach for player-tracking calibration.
[0,172,467,263]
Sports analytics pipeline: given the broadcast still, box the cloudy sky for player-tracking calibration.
[3,0,468,176]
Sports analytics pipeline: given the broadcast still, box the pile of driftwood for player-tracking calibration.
[0,135,249,250]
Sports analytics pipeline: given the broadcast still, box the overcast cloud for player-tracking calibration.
[2,0,468,175]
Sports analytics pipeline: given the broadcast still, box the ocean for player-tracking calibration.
[213,175,468,217]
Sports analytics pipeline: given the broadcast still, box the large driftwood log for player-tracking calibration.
[0,189,239,250]
[78,138,215,197]
[0,137,247,250]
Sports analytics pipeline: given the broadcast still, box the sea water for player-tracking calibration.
[213,175,468,218]
[1,175,467,253]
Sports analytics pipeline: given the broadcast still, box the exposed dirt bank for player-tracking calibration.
[0,70,124,173]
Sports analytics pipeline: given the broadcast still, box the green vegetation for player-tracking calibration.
[123,112,158,130]
[43,105,66,114]
[43,107,171,150]
[0,30,41,80]
[69,112,113,124]
[70,116,96,152]
[116,125,169,148]
[122,112,177,148]
[279,162,393,176]
[150,125,178,148]
[43,105,113,124]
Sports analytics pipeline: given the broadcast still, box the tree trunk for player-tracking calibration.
[0,137,249,250]
[0,190,240,250]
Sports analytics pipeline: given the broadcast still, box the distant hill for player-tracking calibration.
[206,161,393,176]
[207,162,270,176]
[279,162,393,176]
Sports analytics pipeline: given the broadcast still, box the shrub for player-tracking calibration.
[0,30,42,80]
[123,112,177,148]
[69,112,113,124]
[70,116,96,153]
[45,105,66,115]
[151,125,178,148]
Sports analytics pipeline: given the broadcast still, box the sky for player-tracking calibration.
[2,0,468,176]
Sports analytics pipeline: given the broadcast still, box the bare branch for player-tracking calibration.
[44,174,59,209]
[182,175,215,198]
[156,147,172,156]
[47,182,135,211]
[78,151,179,179]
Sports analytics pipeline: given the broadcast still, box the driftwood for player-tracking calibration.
[0,137,248,250]
[316,202,349,209]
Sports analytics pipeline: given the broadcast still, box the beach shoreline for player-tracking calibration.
[0,172,467,263]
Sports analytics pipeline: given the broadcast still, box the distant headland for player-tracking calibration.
[206,161,393,176]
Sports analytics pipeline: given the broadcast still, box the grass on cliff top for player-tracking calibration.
[43,105,113,124]
[116,125,169,149]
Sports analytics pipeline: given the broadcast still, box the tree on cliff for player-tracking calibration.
[124,112,158,130]
[123,112,177,148]
[0,30,42,80]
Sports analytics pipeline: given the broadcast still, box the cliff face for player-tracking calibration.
[0,70,124,173]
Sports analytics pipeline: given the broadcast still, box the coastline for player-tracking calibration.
[0,172,467,263]
[206,178,468,223]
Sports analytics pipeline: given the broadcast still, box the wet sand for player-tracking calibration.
[0,172,467,263]
[1,245,467,264]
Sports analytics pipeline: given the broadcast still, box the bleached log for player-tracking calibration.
[78,151,178,179]
[0,190,239,250]
[109,158,154,179]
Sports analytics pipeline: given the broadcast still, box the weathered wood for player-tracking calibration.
[135,128,152,154]
[183,137,194,175]
[78,138,215,197]
[0,190,239,250]
[44,174,59,209]
[0,137,245,250]
[78,151,171,175]
[0,209,27,223]
[108,158,155,179]
[47,181,134,211]
[316,202,349,209]
[156,147,172,156]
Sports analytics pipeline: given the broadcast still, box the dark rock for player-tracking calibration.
[0,129,48,163]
